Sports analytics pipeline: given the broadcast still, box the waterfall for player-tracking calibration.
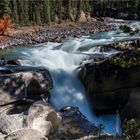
[116,110,122,135]
[2,24,138,134]
[14,39,119,134]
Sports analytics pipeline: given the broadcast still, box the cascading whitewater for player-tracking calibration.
[3,37,119,134]
[2,23,138,134]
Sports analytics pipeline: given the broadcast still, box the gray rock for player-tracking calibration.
[52,106,98,140]
[79,52,140,115]
[5,129,48,140]
[6,59,21,66]
[0,66,52,106]
[60,106,97,134]
[120,88,140,122]
[0,114,23,135]
[27,101,62,136]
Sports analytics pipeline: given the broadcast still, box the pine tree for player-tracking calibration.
[75,0,82,21]
[11,0,18,23]
[0,0,11,17]
[34,4,41,25]
[29,1,41,25]
[44,0,51,24]
[17,0,25,24]
[23,0,29,24]
[28,0,34,23]
[57,0,62,23]
[92,0,98,16]
[66,0,71,20]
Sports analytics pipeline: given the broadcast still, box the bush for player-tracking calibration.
[0,16,13,36]
[119,24,132,33]
[122,119,140,139]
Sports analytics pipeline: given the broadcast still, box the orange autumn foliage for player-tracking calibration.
[0,16,13,36]
[0,36,4,43]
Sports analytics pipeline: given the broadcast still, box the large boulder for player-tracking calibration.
[120,89,140,122]
[0,66,52,107]
[0,66,53,138]
[57,106,98,139]
[79,51,140,117]
[27,101,62,136]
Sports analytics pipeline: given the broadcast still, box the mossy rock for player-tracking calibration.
[119,24,132,33]
[122,119,140,140]
[109,53,140,68]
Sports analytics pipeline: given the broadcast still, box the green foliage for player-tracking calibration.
[97,123,105,135]
[92,0,140,19]
[0,0,11,17]
[57,0,62,23]
[44,0,51,24]
[94,123,105,135]
[23,0,29,24]
[123,119,140,139]
[119,24,139,36]
[66,0,71,20]
[119,24,132,33]
[0,0,140,25]
[75,0,82,22]
[11,0,18,23]
[109,56,140,68]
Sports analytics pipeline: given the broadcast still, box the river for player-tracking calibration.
[0,20,140,134]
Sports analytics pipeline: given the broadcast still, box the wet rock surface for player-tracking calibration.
[0,65,100,140]
[5,129,48,140]
[0,102,99,140]
[57,106,98,139]
[0,21,114,49]
[27,101,62,137]
[120,88,140,122]
[6,59,21,66]
[79,50,140,121]
[0,66,52,106]
[60,106,97,134]
[104,38,140,51]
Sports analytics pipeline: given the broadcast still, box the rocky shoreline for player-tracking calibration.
[0,65,114,140]
[0,20,114,49]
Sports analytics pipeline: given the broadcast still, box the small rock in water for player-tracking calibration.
[7,59,21,66]
[0,58,6,66]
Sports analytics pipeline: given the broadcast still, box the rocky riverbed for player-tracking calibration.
[0,65,111,140]
[0,20,114,49]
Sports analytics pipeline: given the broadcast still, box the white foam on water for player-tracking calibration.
[17,39,120,134]
[3,24,137,134]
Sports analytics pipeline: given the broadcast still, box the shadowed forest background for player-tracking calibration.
[0,0,140,25]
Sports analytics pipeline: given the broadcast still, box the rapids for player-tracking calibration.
[1,20,140,134]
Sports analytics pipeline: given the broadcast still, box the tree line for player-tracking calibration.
[93,0,140,20]
[0,0,140,25]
